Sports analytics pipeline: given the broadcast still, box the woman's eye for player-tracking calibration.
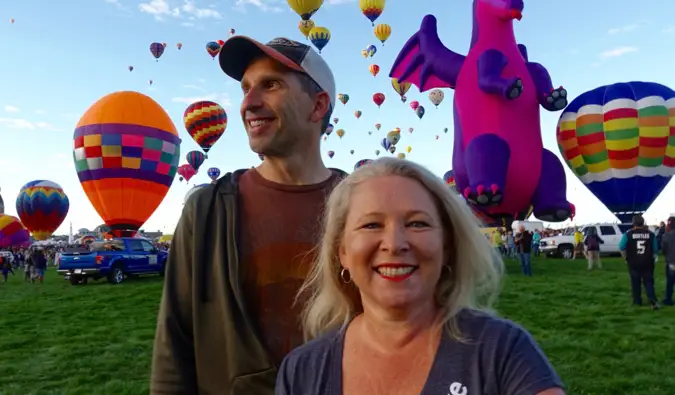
[408,221,429,228]
[361,223,380,229]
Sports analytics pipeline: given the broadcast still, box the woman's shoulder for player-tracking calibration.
[456,309,536,345]
[276,328,343,394]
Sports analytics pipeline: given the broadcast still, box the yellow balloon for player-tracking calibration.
[361,49,368,58]
[397,153,406,159]
[287,0,324,20]
[374,23,391,44]
[308,26,330,53]
[406,146,412,153]
[298,19,315,38]
[359,0,385,26]
[336,129,345,138]
[391,78,411,97]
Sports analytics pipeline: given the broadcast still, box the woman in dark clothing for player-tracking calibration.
[1,255,15,283]
[584,227,604,270]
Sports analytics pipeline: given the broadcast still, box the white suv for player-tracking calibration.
[539,223,632,259]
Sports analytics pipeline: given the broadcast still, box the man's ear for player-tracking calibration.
[310,92,331,123]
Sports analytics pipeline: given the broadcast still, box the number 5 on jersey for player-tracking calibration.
[637,240,646,254]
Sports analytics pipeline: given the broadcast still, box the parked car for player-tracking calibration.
[539,223,632,259]
[57,238,167,285]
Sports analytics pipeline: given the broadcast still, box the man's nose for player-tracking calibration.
[242,86,263,110]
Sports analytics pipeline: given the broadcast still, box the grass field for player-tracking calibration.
[0,257,674,395]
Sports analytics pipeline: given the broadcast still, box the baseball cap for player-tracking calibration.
[219,36,336,110]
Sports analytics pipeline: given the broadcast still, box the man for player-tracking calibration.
[619,215,659,309]
[572,228,584,260]
[660,216,675,306]
[532,229,541,257]
[515,225,533,276]
[150,36,345,394]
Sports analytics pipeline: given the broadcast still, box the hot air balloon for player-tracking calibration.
[406,145,412,153]
[374,23,391,45]
[397,153,406,159]
[207,167,221,182]
[9,18,15,24]
[229,29,236,36]
[408,127,414,133]
[148,80,153,86]
[367,44,377,57]
[308,26,330,53]
[206,41,221,59]
[299,20,315,39]
[0,188,4,214]
[162,42,167,48]
[0,214,30,248]
[187,150,206,171]
[369,64,380,77]
[336,129,345,138]
[375,123,381,130]
[386,130,400,145]
[375,150,380,156]
[557,81,675,223]
[338,94,349,105]
[354,159,373,170]
[184,101,227,154]
[150,42,164,61]
[177,43,182,50]
[327,150,335,158]
[355,110,362,119]
[429,89,445,108]
[326,123,334,135]
[389,145,396,154]
[128,65,133,72]
[350,149,355,155]
[380,138,392,151]
[287,0,323,20]
[361,49,369,58]
[415,106,425,119]
[410,101,419,111]
[391,78,411,101]
[333,117,339,124]
[16,180,70,240]
[217,39,225,46]
[73,91,181,237]
[359,0,385,26]
[373,92,385,108]
[177,164,197,182]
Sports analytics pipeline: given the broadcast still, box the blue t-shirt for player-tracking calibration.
[276,310,563,395]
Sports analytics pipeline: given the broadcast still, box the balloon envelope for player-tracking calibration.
[16,180,69,240]
[0,214,30,248]
[557,81,675,222]
[73,91,181,236]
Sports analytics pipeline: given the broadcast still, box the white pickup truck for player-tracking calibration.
[539,223,633,259]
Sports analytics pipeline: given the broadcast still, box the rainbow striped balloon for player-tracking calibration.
[557,81,675,222]
[16,180,70,240]
[0,214,30,248]
[183,101,227,154]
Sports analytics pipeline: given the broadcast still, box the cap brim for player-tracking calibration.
[219,36,304,81]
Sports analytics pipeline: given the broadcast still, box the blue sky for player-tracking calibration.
[1,0,675,235]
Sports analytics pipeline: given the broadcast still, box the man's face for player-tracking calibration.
[240,57,318,157]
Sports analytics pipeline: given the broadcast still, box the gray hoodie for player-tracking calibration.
[661,230,675,264]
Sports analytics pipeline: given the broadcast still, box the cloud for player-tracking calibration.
[181,84,206,91]
[663,26,675,33]
[34,109,46,115]
[599,46,637,59]
[0,117,62,131]
[4,105,19,113]
[139,0,222,21]
[607,24,638,34]
[233,0,283,13]
[171,93,232,107]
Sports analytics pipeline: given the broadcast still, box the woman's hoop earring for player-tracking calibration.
[340,268,352,284]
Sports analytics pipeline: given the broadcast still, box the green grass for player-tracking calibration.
[0,257,674,394]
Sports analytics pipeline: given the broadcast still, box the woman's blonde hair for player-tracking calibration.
[299,157,504,340]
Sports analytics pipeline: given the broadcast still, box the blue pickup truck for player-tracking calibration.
[57,237,168,285]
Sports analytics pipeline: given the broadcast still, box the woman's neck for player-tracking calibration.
[356,301,441,354]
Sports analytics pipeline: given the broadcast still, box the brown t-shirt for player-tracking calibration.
[238,168,342,365]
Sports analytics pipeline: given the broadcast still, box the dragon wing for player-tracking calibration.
[389,15,464,92]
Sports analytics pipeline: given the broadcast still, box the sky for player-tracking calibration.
[1,0,675,236]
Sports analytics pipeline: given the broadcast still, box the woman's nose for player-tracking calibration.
[380,224,410,254]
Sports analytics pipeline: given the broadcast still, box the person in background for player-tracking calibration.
[619,215,659,310]
[506,230,516,259]
[659,216,675,306]
[1,253,15,283]
[583,227,604,270]
[151,36,343,394]
[32,249,47,284]
[491,229,503,256]
[276,158,565,395]
[572,228,584,260]
[515,225,533,277]
[532,229,542,257]
[656,220,666,251]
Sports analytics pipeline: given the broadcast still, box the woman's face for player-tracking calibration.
[339,175,445,313]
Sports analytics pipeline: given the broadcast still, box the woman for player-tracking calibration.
[584,227,604,270]
[277,158,564,395]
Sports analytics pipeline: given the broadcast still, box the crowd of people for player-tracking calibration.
[0,246,53,284]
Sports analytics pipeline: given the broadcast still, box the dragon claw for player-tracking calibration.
[463,184,502,206]
[543,86,567,110]
[505,78,523,100]
[534,202,575,222]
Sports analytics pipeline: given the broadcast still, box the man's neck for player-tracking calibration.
[256,153,332,185]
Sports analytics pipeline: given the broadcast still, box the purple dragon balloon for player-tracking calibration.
[390,0,575,223]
